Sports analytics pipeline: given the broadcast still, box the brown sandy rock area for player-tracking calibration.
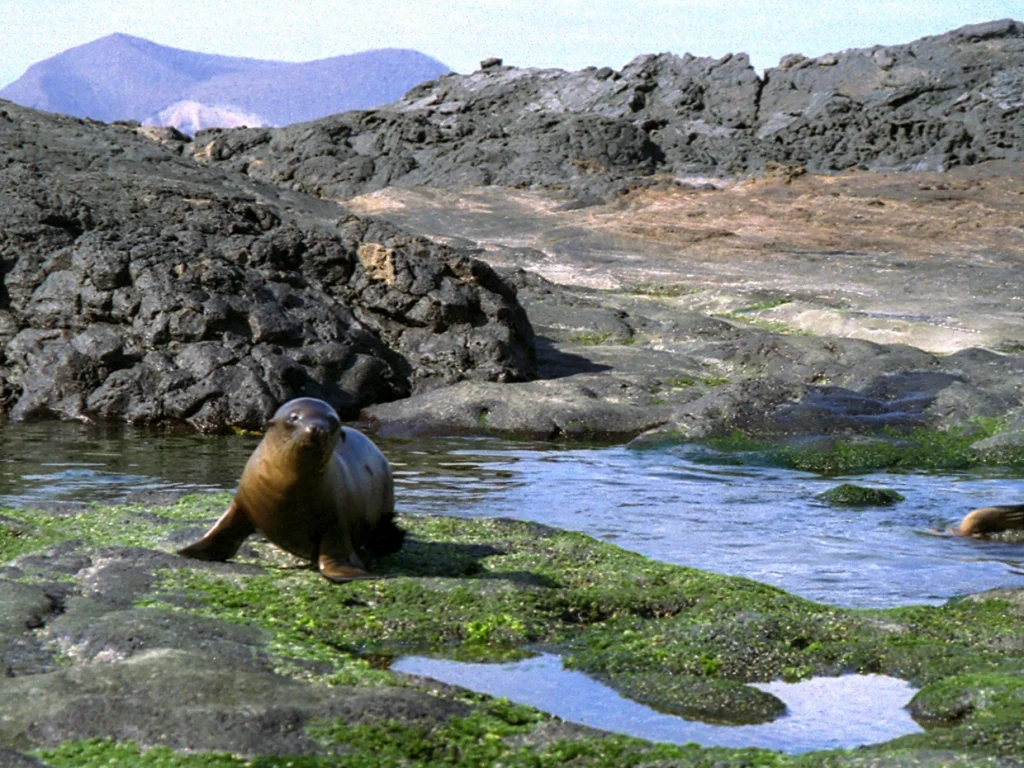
[349,161,1024,355]
[350,163,1024,449]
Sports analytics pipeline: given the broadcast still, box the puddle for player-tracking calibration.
[392,653,922,754]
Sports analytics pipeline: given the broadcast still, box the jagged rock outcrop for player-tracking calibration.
[0,100,534,431]
[191,19,1024,201]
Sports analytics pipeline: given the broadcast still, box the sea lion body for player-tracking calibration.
[954,504,1024,537]
[178,398,404,581]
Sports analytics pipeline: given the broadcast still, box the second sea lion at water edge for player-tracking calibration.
[953,504,1024,537]
[178,397,405,581]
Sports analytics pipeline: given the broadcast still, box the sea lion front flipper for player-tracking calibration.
[318,557,377,582]
[318,530,377,582]
[178,500,256,561]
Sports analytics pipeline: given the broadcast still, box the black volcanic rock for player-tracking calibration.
[0,100,534,431]
[0,34,450,132]
[192,19,1024,199]
[754,18,1024,172]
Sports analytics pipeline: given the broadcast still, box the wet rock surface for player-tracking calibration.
[0,101,534,431]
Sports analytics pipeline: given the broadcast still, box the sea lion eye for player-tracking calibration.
[286,411,301,426]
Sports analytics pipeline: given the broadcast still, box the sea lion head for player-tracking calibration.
[265,397,343,474]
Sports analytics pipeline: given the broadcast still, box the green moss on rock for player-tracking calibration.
[4,495,1024,765]
[603,672,786,724]
[0,493,232,564]
[778,428,984,474]
[815,484,905,506]
[907,672,1024,725]
[699,422,1013,475]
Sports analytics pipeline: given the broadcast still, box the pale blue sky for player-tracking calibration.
[2,0,1020,88]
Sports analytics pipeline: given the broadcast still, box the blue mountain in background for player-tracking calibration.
[0,33,450,132]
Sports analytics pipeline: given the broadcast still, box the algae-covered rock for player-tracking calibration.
[44,606,269,665]
[970,428,1024,466]
[906,672,1024,726]
[604,671,786,724]
[0,581,56,635]
[1,497,1024,764]
[816,484,905,507]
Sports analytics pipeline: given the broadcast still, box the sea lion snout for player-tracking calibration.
[299,418,337,439]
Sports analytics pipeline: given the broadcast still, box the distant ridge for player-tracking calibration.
[0,33,450,132]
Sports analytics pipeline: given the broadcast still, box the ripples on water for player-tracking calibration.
[3,423,1024,608]
[394,438,1024,608]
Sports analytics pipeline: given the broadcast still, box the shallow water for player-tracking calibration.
[3,423,1024,608]
[392,653,922,753]
[392,438,1024,608]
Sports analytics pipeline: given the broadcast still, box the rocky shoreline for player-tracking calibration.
[191,19,1024,196]
[0,493,1023,765]
[1,19,1023,462]
[0,102,533,432]
[3,20,1024,764]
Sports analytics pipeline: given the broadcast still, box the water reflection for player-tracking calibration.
[0,422,257,505]
[2,423,1023,608]
[392,653,922,753]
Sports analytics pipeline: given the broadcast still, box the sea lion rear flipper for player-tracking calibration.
[956,504,1024,536]
[178,500,256,561]
[999,504,1024,528]
[318,530,377,582]
[363,511,406,557]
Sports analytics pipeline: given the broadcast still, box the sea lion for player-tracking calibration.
[954,504,1024,537]
[178,397,404,581]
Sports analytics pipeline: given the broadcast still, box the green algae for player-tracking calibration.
[601,672,787,724]
[733,298,793,314]
[778,427,984,474]
[908,672,1024,725]
[566,331,611,345]
[9,495,1024,764]
[696,422,1014,475]
[627,281,697,298]
[313,715,784,768]
[815,484,905,506]
[0,493,231,565]
[37,731,787,768]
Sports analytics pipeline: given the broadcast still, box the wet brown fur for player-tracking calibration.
[954,504,1024,537]
[178,398,403,581]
